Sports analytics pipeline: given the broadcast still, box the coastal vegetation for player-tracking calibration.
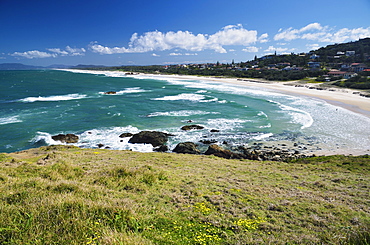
[0,145,369,244]
[96,38,370,91]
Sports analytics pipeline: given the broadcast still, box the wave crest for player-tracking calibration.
[19,93,87,103]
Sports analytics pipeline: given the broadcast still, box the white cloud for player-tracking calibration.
[274,23,370,43]
[90,24,258,55]
[306,43,320,50]
[11,46,86,59]
[10,50,57,59]
[264,46,290,53]
[65,46,86,56]
[321,27,370,43]
[258,33,269,43]
[242,46,259,52]
[169,52,198,56]
[274,27,300,41]
[47,48,69,55]
[152,53,160,57]
[299,22,323,32]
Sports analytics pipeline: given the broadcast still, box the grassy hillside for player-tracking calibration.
[0,145,369,244]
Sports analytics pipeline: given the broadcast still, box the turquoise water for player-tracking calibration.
[1,69,369,153]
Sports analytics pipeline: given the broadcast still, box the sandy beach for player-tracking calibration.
[60,69,370,118]
[130,73,370,118]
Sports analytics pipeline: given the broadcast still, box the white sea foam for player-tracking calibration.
[252,133,274,140]
[0,115,22,125]
[32,132,62,145]
[152,93,224,103]
[269,100,313,129]
[19,93,88,103]
[147,110,219,117]
[76,126,154,152]
[99,87,149,95]
[257,111,268,118]
[206,118,251,131]
[152,93,206,101]
[258,123,272,128]
[33,126,155,152]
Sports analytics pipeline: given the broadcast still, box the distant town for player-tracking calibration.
[111,38,370,90]
[1,38,369,90]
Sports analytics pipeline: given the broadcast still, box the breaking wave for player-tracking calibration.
[19,93,88,103]
[0,115,22,125]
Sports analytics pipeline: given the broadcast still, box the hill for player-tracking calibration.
[0,63,44,70]
[0,146,369,244]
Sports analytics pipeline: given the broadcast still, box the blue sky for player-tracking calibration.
[1,0,370,66]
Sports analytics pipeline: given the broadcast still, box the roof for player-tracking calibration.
[328,71,346,75]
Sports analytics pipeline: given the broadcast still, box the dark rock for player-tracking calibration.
[199,139,217,144]
[119,133,134,138]
[181,124,204,131]
[154,145,169,152]
[128,131,174,147]
[173,142,200,154]
[104,91,116,94]
[210,129,220,133]
[51,134,79,143]
[97,143,104,148]
[205,144,241,159]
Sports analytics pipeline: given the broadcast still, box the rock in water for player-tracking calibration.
[119,133,133,138]
[51,134,79,143]
[173,142,200,154]
[181,125,204,130]
[104,91,116,94]
[128,131,174,147]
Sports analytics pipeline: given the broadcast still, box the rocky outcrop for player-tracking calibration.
[128,131,174,147]
[119,133,133,138]
[205,144,241,159]
[181,125,204,131]
[153,145,169,152]
[173,142,200,154]
[199,139,217,144]
[51,134,79,143]
[235,145,310,162]
[104,91,116,94]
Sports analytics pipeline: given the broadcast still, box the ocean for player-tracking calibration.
[1,69,369,154]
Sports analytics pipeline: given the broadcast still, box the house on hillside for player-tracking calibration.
[310,54,320,59]
[327,70,357,79]
[308,62,321,69]
[343,72,358,79]
[346,51,355,56]
[350,63,367,72]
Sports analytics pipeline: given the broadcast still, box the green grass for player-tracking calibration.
[0,146,369,244]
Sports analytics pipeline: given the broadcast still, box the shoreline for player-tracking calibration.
[130,73,370,118]
[59,69,370,117]
[58,69,370,156]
